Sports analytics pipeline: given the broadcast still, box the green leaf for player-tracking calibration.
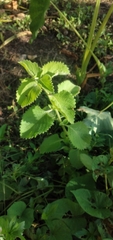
[65,173,96,199]
[47,219,72,240]
[58,80,81,96]
[68,122,91,150]
[0,124,7,142]
[39,74,54,93]
[39,134,62,153]
[7,201,26,217]
[20,105,55,138]
[19,208,34,229]
[42,61,70,77]
[30,0,50,39]
[42,198,83,220]
[50,90,75,124]
[92,155,111,181]
[80,153,93,170]
[69,149,84,169]
[72,189,112,219]
[16,78,42,107]
[19,60,42,78]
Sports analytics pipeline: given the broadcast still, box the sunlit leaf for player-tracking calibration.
[42,61,70,77]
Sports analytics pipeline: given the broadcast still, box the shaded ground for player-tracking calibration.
[0,0,113,118]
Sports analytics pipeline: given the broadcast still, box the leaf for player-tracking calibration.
[47,219,72,240]
[16,78,42,107]
[30,0,50,39]
[7,201,26,217]
[0,124,7,142]
[39,134,62,153]
[50,90,75,124]
[80,153,93,170]
[20,105,55,138]
[65,173,96,199]
[42,61,70,77]
[92,155,112,181]
[19,208,34,229]
[69,149,84,169]
[19,60,42,78]
[72,189,112,219]
[42,198,83,220]
[68,122,91,150]
[58,80,81,96]
[39,74,54,93]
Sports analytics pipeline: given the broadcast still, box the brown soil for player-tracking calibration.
[0,0,113,118]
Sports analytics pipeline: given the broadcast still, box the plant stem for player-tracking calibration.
[55,109,67,136]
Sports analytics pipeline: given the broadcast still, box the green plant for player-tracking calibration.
[29,0,113,87]
[15,59,113,239]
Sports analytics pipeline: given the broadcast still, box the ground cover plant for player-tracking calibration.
[0,0,113,239]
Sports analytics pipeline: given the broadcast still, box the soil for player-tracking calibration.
[0,0,113,120]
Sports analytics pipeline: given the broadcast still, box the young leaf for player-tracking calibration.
[20,106,55,138]
[39,134,62,153]
[58,80,81,96]
[50,90,75,124]
[19,60,42,78]
[42,61,70,77]
[39,74,54,93]
[72,189,112,219]
[67,122,91,150]
[30,0,50,39]
[16,78,42,107]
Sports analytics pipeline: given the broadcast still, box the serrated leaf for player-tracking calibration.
[30,0,50,39]
[20,105,55,139]
[39,134,62,153]
[50,90,75,124]
[19,60,42,78]
[58,80,81,96]
[72,189,112,219]
[42,61,70,77]
[16,78,42,107]
[68,122,91,150]
[39,74,54,93]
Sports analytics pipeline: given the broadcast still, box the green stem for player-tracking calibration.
[100,102,113,113]
[55,109,67,136]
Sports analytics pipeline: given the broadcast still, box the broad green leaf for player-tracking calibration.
[16,78,42,107]
[39,134,62,153]
[68,122,91,150]
[30,0,50,39]
[69,149,84,169]
[19,60,42,78]
[7,201,26,217]
[58,80,81,96]
[65,173,96,199]
[50,90,75,124]
[72,189,112,219]
[39,74,54,93]
[42,198,83,220]
[63,217,86,235]
[80,153,93,170]
[92,155,112,181]
[47,219,72,240]
[20,105,55,138]
[42,61,70,77]
[19,208,34,229]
